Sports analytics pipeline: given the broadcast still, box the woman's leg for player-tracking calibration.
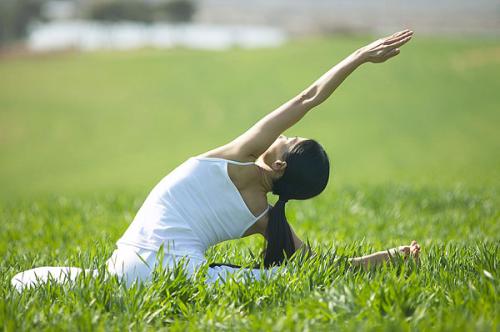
[11,245,158,291]
[106,246,278,286]
[11,267,97,292]
[10,243,155,291]
[106,244,160,287]
[106,244,203,286]
[12,247,279,291]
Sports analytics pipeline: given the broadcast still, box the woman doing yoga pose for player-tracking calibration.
[12,29,420,291]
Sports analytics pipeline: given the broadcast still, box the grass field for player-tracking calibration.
[1,35,499,330]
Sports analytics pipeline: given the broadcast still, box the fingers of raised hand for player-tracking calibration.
[384,30,413,45]
[389,29,411,38]
[391,35,413,49]
[382,33,413,53]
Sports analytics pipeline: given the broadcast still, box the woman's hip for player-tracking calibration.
[106,243,205,286]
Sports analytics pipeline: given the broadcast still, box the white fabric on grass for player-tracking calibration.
[11,267,98,292]
[11,243,279,291]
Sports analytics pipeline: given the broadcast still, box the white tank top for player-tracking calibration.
[117,156,270,258]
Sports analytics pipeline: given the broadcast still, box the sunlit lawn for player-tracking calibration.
[0,35,499,330]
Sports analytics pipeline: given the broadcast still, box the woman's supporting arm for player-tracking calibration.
[349,241,421,268]
[218,29,414,162]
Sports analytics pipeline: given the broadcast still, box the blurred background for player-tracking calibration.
[0,0,499,200]
[1,0,499,51]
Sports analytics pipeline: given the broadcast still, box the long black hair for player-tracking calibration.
[263,139,330,268]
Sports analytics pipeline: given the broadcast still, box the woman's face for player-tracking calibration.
[264,134,308,165]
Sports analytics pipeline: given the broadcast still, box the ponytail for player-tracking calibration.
[263,196,295,268]
[263,139,330,268]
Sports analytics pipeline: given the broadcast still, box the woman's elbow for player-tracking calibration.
[296,86,319,109]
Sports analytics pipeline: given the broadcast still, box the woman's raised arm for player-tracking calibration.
[302,29,413,108]
[212,29,414,161]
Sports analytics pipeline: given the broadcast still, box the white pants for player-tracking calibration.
[11,244,279,291]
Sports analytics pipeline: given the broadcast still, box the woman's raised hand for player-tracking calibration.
[357,29,414,63]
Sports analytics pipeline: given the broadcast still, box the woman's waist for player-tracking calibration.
[116,237,206,261]
[118,218,208,254]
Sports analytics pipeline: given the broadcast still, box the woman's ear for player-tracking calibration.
[272,160,287,173]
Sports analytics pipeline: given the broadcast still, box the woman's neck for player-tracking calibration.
[255,162,274,194]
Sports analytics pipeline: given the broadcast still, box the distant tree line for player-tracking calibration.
[88,0,196,23]
[0,0,196,46]
[0,0,43,46]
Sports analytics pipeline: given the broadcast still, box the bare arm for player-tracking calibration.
[350,241,421,268]
[292,238,421,267]
[285,28,415,111]
[207,29,414,161]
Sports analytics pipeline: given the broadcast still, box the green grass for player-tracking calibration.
[1,35,499,330]
[1,186,498,330]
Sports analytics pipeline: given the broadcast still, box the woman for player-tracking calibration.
[12,29,420,291]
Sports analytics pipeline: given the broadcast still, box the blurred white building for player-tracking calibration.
[194,0,500,36]
[28,21,287,51]
[27,0,500,52]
